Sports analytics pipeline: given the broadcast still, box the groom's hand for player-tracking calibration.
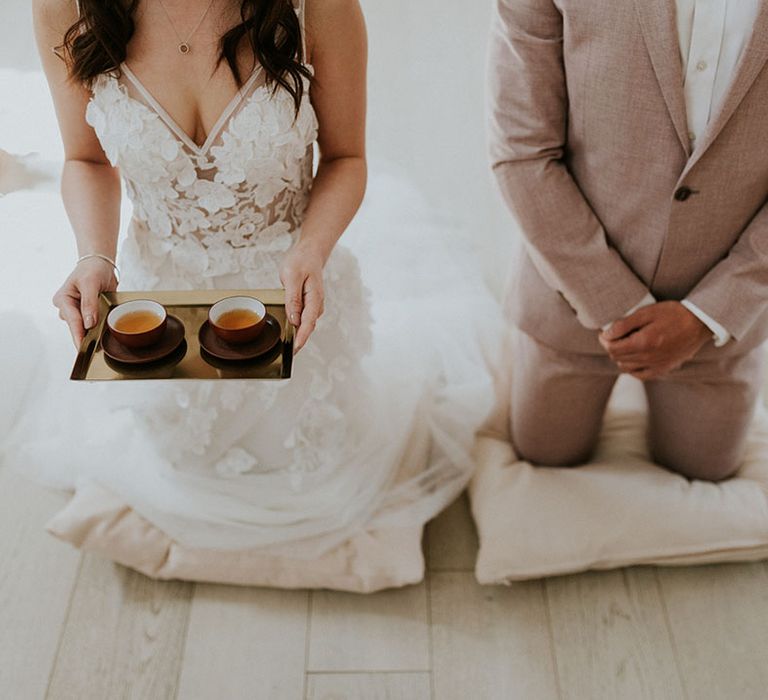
[599,302,712,380]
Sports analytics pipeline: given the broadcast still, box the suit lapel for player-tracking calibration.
[633,0,691,157]
[682,0,768,176]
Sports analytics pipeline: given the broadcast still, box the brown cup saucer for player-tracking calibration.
[199,340,282,373]
[198,314,281,361]
[103,339,188,378]
[102,314,186,365]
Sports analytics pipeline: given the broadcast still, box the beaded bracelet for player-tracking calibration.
[76,253,121,283]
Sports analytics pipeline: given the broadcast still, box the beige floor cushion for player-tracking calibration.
[470,377,768,583]
[46,480,424,593]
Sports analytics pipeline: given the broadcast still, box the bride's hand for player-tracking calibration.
[53,258,118,349]
[279,240,326,354]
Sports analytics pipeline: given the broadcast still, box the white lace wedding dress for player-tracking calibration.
[1,38,500,562]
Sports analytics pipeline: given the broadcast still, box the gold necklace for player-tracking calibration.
[157,0,216,55]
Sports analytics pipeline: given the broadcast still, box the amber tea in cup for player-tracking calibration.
[114,310,164,334]
[208,296,267,344]
[216,308,263,330]
[107,299,167,349]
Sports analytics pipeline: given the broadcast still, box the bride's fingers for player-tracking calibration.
[55,291,85,348]
[294,286,323,353]
[281,269,304,327]
[79,279,103,331]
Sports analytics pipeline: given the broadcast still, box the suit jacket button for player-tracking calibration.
[674,186,694,201]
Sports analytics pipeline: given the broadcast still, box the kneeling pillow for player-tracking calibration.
[470,401,768,583]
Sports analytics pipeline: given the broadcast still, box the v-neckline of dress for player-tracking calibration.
[119,62,264,156]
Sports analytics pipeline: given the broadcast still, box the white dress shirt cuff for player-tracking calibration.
[681,299,731,347]
[601,292,656,332]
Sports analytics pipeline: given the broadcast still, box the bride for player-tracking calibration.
[3,0,496,585]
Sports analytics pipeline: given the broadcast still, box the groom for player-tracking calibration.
[488,0,768,481]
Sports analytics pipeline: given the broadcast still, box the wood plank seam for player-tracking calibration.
[302,592,314,700]
[43,552,84,700]
[171,581,198,700]
[307,670,433,676]
[541,579,565,700]
[425,572,436,700]
[652,569,694,700]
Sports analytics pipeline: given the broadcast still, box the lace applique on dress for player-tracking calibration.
[86,65,318,286]
[85,56,373,484]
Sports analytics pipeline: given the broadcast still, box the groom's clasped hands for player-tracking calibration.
[599,302,713,381]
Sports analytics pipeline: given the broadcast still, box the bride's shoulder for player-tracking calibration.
[306,0,364,20]
[305,0,366,49]
[33,0,78,32]
[33,0,79,66]
[32,0,80,35]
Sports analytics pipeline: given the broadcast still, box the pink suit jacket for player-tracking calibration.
[488,0,768,357]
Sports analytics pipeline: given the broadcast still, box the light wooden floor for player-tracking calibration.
[2,469,768,700]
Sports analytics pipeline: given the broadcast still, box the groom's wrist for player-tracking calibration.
[680,300,731,347]
[601,292,656,332]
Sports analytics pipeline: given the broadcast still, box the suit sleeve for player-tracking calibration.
[684,199,768,342]
[487,0,649,329]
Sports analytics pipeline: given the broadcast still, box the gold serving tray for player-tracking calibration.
[71,289,293,381]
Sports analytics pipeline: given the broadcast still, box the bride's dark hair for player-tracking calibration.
[58,0,312,112]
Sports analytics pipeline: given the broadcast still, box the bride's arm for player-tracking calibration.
[280,0,367,352]
[33,0,121,348]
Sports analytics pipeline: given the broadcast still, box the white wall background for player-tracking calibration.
[0,1,37,69]
[360,0,512,286]
[0,0,514,290]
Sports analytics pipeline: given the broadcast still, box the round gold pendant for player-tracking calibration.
[179,42,191,55]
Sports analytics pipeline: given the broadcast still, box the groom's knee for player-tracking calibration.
[512,432,599,468]
[649,440,745,483]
